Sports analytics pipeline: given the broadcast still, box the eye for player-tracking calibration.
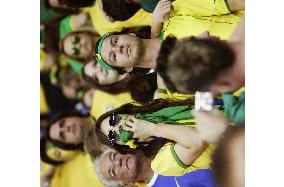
[110,166,116,178]
[59,120,65,128]
[72,35,80,44]
[111,53,117,62]
[72,47,80,56]
[59,132,65,140]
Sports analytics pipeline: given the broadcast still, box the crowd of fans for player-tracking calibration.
[40,0,245,186]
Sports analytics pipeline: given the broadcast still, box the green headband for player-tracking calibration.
[95,32,117,71]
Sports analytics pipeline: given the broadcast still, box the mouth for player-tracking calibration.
[127,45,130,57]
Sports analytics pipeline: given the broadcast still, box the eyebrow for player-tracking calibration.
[107,153,113,177]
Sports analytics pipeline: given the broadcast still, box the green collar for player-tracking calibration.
[95,32,117,71]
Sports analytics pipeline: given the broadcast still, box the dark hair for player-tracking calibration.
[40,137,65,166]
[59,30,100,62]
[211,125,244,187]
[94,27,151,73]
[90,98,195,158]
[156,35,235,94]
[45,111,89,150]
[44,0,80,14]
[101,0,141,21]
[58,0,95,8]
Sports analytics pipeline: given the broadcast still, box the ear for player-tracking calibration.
[129,33,136,36]
[209,80,236,94]
[123,67,133,73]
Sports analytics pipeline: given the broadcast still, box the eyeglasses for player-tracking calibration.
[108,113,121,144]
[71,35,80,56]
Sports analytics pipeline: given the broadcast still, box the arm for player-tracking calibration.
[230,16,245,42]
[123,117,208,165]
[151,0,173,38]
[72,13,95,31]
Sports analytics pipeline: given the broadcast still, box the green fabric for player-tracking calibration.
[135,105,195,125]
[60,16,73,39]
[40,0,61,24]
[96,32,117,71]
[140,0,160,13]
[66,58,84,75]
[223,92,245,125]
[119,130,133,143]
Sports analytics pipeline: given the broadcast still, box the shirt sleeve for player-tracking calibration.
[151,143,216,176]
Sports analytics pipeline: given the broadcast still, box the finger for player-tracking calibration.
[159,2,172,9]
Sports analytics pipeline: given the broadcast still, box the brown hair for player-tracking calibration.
[156,35,235,94]
[89,98,195,158]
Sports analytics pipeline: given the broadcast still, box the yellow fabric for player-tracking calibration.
[87,3,152,35]
[157,88,194,100]
[40,49,46,71]
[173,0,231,17]
[151,143,215,176]
[233,87,245,97]
[162,0,244,40]
[40,84,49,114]
[46,147,79,162]
[50,153,105,187]
[90,90,136,119]
[70,15,76,31]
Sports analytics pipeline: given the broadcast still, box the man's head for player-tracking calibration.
[157,33,239,94]
[212,125,245,187]
[60,30,100,62]
[95,149,145,187]
[96,31,146,73]
[101,0,141,21]
[46,112,93,150]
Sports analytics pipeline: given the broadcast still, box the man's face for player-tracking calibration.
[63,33,97,60]
[100,151,140,184]
[83,60,129,85]
[49,116,84,144]
[101,34,144,69]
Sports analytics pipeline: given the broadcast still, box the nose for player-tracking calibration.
[114,157,122,168]
[62,125,71,132]
[113,45,123,53]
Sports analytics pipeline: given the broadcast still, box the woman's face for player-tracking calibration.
[83,60,129,85]
[63,32,97,60]
[101,114,135,145]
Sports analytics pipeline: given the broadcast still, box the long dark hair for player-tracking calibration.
[45,111,89,150]
[92,98,195,158]
[40,137,65,166]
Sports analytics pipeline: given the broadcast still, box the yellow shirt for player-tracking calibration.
[86,3,152,35]
[162,0,244,40]
[151,143,215,176]
[90,90,136,119]
[50,153,105,187]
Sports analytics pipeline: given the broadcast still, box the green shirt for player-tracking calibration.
[223,92,245,125]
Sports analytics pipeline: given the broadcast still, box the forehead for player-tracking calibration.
[100,152,113,180]
[101,117,111,136]
[101,36,113,62]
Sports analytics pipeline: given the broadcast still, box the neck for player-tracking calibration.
[138,38,161,69]
[136,156,154,183]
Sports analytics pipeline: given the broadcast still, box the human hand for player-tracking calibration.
[122,117,156,142]
[152,0,174,24]
[192,109,229,144]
